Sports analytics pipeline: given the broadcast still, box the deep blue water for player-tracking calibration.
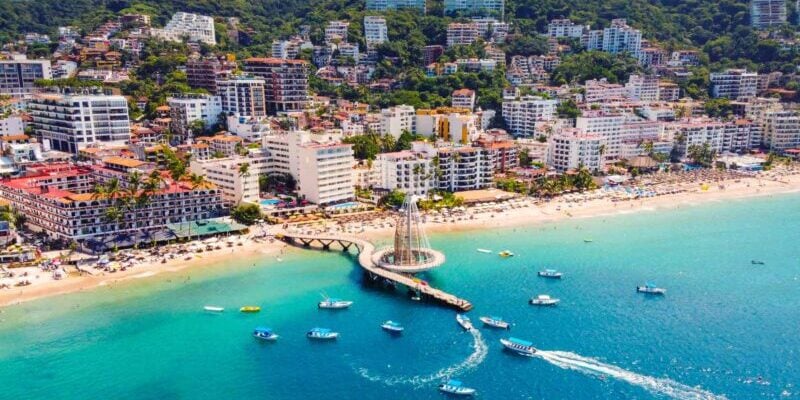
[0,194,799,399]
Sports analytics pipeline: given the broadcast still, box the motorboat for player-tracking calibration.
[500,337,537,356]
[479,316,510,329]
[307,327,339,340]
[584,239,593,243]
[537,269,563,279]
[636,282,666,295]
[751,260,765,265]
[204,305,224,312]
[498,250,515,257]
[318,298,353,309]
[438,379,476,396]
[240,306,261,313]
[381,320,404,333]
[476,248,492,254]
[253,327,279,341]
[529,294,560,306]
[456,314,474,331]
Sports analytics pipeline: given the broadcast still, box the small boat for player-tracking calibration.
[751,260,765,265]
[438,379,476,396]
[537,269,563,279]
[456,313,474,331]
[381,320,404,333]
[204,305,224,312]
[529,294,560,306]
[480,316,510,329]
[498,250,514,257]
[476,248,492,254]
[636,282,666,295]
[318,298,353,309]
[307,327,339,340]
[253,327,279,341]
[584,239,593,243]
[500,337,537,356]
[240,306,261,313]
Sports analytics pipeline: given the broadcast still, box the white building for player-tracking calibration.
[625,74,660,101]
[575,111,625,160]
[190,156,263,204]
[364,16,388,48]
[751,0,787,29]
[380,105,416,138]
[452,88,476,111]
[762,110,800,151]
[447,23,481,47]
[325,21,350,44]
[583,19,642,59]
[151,12,216,45]
[501,95,558,137]
[666,119,726,155]
[167,94,222,138]
[710,69,758,100]
[0,114,24,136]
[376,149,435,196]
[0,56,52,97]
[584,79,627,103]
[547,19,586,38]
[548,128,603,172]
[444,0,504,19]
[216,77,267,117]
[29,92,131,154]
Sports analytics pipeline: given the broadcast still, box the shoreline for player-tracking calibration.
[1,170,799,308]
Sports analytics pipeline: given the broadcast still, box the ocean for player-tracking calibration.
[0,194,798,399]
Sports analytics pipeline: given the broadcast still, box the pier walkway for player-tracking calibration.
[275,232,472,311]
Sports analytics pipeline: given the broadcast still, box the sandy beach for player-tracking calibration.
[2,167,799,308]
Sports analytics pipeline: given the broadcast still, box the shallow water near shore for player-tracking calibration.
[0,193,799,399]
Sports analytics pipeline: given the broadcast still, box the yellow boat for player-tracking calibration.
[498,250,515,258]
[239,306,261,313]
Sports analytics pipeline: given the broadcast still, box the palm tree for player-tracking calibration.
[237,162,251,203]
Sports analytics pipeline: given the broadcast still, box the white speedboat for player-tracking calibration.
[637,282,666,295]
[480,316,510,329]
[529,294,560,306]
[203,305,224,312]
[307,328,339,340]
[500,337,537,356]
[456,314,474,331]
[253,327,279,341]
[476,248,492,254]
[537,269,563,279]
[438,379,476,396]
[381,320,404,333]
[318,297,353,309]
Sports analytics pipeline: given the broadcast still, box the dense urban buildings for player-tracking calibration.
[243,58,310,114]
[0,56,52,97]
[151,12,216,45]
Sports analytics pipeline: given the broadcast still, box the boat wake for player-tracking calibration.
[535,350,727,400]
[354,329,488,387]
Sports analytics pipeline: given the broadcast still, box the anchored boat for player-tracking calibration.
[239,306,261,313]
[537,269,563,279]
[498,250,515,257]
[476,248,492,253]
[253,327,279,341]
[479,316,510,329]
[318,296,353,309]
[456,314,474,331]
[438,379,476,396]
[636,282,666,295]
[307,327,339,340]
[381,320,404,333]
[500,337,537,356]
[203,305,224,312]
[529,294,560,306]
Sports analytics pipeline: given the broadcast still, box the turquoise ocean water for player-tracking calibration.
[1,194,799,399]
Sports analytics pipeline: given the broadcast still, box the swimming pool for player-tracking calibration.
[260,199,281,206]
[328,201,359,209]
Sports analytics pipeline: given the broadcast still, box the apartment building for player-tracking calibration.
[452,89,476,111]
[415,108,480,143]
[434,145,495,191]
[190,155,264,204]
[723,119,762,153]
[762,110,800,151]
[444,0,504,19]
[29,92,131,154]
[575,111,625,160]
[167,94,222,138]
[625,74,660,102]
[0,114,24,136]
[366,0,426,12]
[667,119,726,155]
[380,105,416,138]
[547,128,603,172]
[216,76,267,118]
[186,58,235,94]
[0,163,224,241]
[376,150,435,196]
[547,19,586,38]
[583,19,642,59]
[751,0,787,29]
[243,58,310,114]
[447,23,481,47]
[364,16,389,48]
[584,79,627,103]
[0,56,52,97]
[710,69,759,100]
[325,21,350,44]
[151,12,216,45]
[501,95,558,137]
